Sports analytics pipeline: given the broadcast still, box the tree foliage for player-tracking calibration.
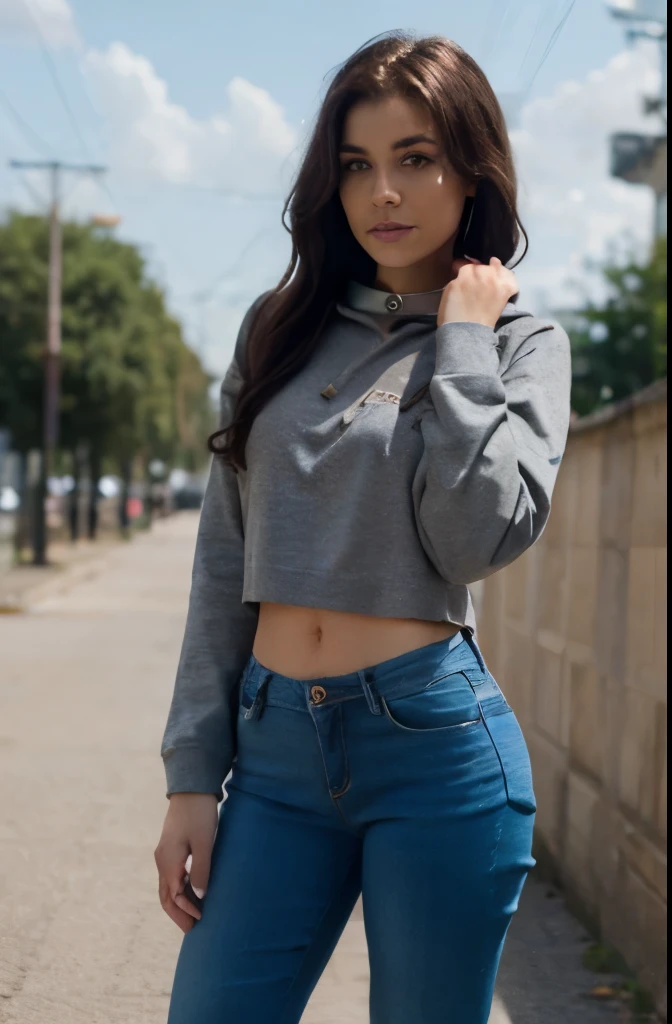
[0,210,213,472]
[567,235,667,418]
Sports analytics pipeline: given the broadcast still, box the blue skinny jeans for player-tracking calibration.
[167,629,536,1023]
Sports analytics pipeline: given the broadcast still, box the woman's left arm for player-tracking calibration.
[411,316,572,586]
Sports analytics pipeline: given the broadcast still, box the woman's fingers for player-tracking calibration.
[154,796,218,933]
[167,862,203,921]
[155,841,201,930]
[158,875,195,933]
[174,893,202,920]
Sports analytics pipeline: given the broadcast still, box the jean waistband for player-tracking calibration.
[242,627,490,715]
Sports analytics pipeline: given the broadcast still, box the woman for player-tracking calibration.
[156,31,572,1024]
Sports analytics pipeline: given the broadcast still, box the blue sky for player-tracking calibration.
[0,0,664,378]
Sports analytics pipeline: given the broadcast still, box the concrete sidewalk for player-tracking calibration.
[0,533,124,613]
[0,513,627,1022]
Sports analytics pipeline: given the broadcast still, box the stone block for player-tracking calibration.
[537,545,568,634]
[624,830,667,903]
[599,675,628,800]
[617,688,663,826]
[594,546,629,684]
[599,423,634,553]
[565,771,600,905]
[501,630,534,725]
[657,741,667,840]
[652,546,667,679]
[590,799,625,908]
[528,730,567,858]
[569,661,604,782]
[606,860,668,1019]
[533,642,564,744]
[625,547,658,693]
[559,649,573,750]
[630,420,667,548]
[566,544,598,647]
[572,439,602,547]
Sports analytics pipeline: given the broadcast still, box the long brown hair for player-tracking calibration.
[210,30,529,470]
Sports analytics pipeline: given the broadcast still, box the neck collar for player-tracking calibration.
[344,279,443,317]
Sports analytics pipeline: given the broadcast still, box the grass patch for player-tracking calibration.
[583,943,657,1021]
[583,942,628,975]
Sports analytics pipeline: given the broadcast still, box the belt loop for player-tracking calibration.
[244,673,272,721]
[359,671,382,715]
[462,628,487,674]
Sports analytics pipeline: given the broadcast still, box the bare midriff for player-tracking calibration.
[252,602,460,680]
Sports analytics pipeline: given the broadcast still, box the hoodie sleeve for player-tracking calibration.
[160,296,265,800]
[411,316,572,586]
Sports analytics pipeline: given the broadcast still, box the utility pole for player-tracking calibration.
[606,1,667,242]
[9,159,107,564]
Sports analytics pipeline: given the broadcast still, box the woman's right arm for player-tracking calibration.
[155,295,267,931]
[159,295,267,802]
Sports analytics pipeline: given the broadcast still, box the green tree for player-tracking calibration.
[0,210,213,548]
[567,235,667,417]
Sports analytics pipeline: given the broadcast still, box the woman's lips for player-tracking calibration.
[368,226,415,243]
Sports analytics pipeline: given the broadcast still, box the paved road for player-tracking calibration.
[0,514,623,1023]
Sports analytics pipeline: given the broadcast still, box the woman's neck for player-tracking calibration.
[372,247,456,296]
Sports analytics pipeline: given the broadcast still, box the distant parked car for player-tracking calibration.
[172,485,205,510]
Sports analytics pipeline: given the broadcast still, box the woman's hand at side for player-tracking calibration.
[154,792,219,933]
[438,256,519,330]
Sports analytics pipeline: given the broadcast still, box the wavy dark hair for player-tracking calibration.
[209,30,529,470]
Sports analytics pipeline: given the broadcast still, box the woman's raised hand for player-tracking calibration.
[438,256,518,330]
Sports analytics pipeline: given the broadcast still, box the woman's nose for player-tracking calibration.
[371,172,401,206]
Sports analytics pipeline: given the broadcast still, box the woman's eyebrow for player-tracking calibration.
[339,134,439,154]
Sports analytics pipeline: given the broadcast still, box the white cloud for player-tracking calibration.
[83,42,299,195]
[0,0,79,49]
[512,40,663,311]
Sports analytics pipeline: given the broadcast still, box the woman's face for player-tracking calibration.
[338,94,475,293]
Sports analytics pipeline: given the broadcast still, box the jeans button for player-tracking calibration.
[310,685,327,705]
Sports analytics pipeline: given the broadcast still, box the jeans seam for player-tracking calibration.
[329,706,351,799]
[335,706,350,794]
[310,706,358,832]
[331,790,361,835]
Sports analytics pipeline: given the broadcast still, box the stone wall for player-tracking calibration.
[476,379,667,1016]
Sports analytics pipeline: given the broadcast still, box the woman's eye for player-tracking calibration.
[403,154,431,168]
[340,154,432,173]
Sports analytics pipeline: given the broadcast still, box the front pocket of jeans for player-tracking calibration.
[481,710,537,814]
[381,672,481,732]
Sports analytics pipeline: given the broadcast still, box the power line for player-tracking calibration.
[16,1,121,213]
[0,90,54,159]
[19,0,93,162]
[15,170,49,210]
[522,0,577,94]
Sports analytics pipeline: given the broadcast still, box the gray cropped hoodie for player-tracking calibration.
[161,281,572,799]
